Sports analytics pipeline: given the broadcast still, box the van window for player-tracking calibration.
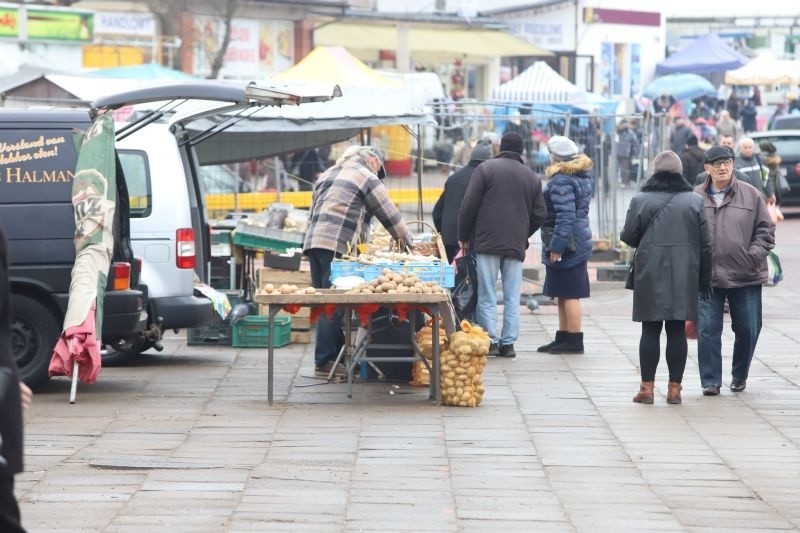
[118,150,151,218]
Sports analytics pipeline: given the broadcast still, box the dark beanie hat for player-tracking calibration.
[500,132,524,154]
[686,135,698,147]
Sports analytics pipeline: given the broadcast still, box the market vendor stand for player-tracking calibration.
[254,290,451,405]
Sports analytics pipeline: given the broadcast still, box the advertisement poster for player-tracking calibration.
[192,16,293,78]
[630,43,641,98]
[27,8,93,42]
[613,43,625,95]
[600,42,614,98]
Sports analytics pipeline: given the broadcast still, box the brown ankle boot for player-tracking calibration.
[667,381,682,405]
[632,381,655,404]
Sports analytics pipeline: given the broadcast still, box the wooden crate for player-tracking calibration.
[291,330,312,344]
[258,303,312,344]
[258,267,311,288]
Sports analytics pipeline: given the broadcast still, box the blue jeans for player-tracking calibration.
[475,253,522,345]
[697,285,762,387]
[306,249,343,367]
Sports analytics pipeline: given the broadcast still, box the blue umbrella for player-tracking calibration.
[642,73,717,101]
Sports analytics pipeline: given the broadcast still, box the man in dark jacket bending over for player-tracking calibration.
[458,132,547,357]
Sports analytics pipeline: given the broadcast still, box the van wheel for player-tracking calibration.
[102,338,154,367]
[10,295,59,389]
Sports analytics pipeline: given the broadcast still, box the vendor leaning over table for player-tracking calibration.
[303,145,414,377]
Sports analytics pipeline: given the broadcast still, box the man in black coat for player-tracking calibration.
[432,140,493,263]
[680,135,705,183]
[458,132,547,357]
[0,225,25,533]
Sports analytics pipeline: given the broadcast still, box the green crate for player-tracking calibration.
[187,320,231,346]
[231,315,291,348]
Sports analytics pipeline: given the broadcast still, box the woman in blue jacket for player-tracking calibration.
[538,136,593,354]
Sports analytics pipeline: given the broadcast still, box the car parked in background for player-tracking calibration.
[751,130,800,210]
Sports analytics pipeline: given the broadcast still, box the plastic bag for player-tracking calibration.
[766,250,783,286]
[451,251,477,322]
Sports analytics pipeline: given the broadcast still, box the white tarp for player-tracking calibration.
[724,53,800,86]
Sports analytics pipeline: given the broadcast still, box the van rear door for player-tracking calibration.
[92,81,341,282]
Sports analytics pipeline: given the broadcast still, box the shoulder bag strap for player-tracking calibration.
[640,193,677,243]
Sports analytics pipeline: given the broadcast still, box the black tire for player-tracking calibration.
[10,294,59,389]
[102,337,154,367]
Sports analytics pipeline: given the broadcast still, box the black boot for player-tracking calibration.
[537,330,566,352]
[548,332,584,354]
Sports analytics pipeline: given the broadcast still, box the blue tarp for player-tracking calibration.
[642,73,717,101]
[656,34,748,75]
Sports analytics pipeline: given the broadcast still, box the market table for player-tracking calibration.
[254,290,452,405]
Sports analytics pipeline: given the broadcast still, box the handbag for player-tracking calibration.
[625,193,677,290]
[540,225,576,252]
[542,179,583,254]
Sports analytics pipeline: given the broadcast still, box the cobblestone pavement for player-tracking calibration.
[16,219,800,532]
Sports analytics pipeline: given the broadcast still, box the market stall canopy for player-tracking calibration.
[656,34,749,75]
[724,52,800,86]
[315,23,552,58]
[643,73,717,101]
[182,84,432,165]
[273,46,402,87]
[491,61,615,113]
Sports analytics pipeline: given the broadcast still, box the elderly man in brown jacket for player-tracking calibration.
[694,146,775,396]
[303,145,412,377]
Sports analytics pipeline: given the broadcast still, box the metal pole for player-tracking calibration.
[274,156,282,204]
[564,112,572,137]
[417,124,424,223]
[609,123,619,249]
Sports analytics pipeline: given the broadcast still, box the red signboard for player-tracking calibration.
[583,8,660,27]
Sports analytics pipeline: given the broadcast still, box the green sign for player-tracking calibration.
[27,9,93,42]
[0,7,18,38]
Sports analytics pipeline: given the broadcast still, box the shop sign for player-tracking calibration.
[27,8,93,42]
[583,8,660,27]
[0,7,18,38]
[94,11,155,37]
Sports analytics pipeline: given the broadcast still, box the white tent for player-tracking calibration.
[725,53,800,86]
[492,61,588,105]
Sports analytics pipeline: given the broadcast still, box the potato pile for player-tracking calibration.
[410,322,447,387]
[260,283,318,295]
[440,321,490,407]
[344,269,447,295]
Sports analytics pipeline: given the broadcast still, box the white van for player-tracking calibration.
[94,81,341,359]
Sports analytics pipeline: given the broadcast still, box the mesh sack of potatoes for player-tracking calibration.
[410,321,447,387]
[440,321,490,407]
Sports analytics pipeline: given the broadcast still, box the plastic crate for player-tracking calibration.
[232,221,305,253]
[187,320,231,346]
[231,315,291,348]
[264,250,302,270]
[374,262,455,287]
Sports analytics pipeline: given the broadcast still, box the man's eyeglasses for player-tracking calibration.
[709,158,734,169]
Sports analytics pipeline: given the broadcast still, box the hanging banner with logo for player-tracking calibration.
[27,8,93,42]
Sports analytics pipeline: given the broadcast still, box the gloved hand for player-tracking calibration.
[699,281,713,302]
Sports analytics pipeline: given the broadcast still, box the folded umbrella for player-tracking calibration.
[49,114,117,402]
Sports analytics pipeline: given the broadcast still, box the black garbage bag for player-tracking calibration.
[451,252,477,323]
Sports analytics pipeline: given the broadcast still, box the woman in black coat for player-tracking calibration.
[0,225,25,532]
[620,151,712,405]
